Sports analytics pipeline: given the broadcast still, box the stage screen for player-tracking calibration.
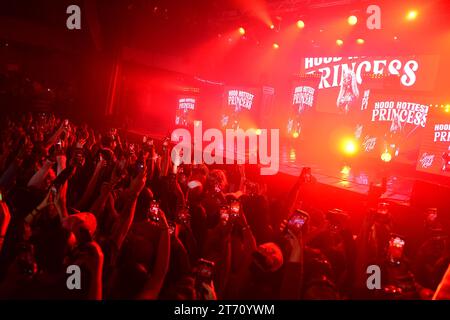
[178,97,196,111]
[359,93,432,164]
[301,55,440,115]
[225,88,257,111]
[291,75,320,113]
[175,96,197,126]
[221,87,260,128]
[416,110,450,177]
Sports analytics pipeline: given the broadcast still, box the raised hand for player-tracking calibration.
[129,165,147,198]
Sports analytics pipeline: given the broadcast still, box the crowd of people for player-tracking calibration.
[0,111,449,300]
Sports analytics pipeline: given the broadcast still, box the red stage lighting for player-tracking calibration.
[341,138,357,155]
[255,129,262,135]
[340,165,351,175]
[347,15,358,25]
[292,131,299,138]
[270,24,275,29]
[406,10,418,21]
[239,27,246,35]
[336,39,344,46]
[296,20,305,29]
[273,43,279,49]
[445,104,450,113]
[381,150,392,162]
[356,38,365,44]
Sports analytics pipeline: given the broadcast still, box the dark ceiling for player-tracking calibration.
[1,0,450,55]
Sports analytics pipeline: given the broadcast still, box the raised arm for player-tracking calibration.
[110,169,146,251]
[27,159,54,189]
[76,159,106,210]
[279,230,304,299]
[43,122,65,151]
[136,211,170,300]
[89,160,124,217]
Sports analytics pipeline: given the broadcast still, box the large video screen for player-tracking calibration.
[359,93,432,164]
[301,55,440,115]
[221,87,259,129]
[291,75,320,113]
[416,110,450,177]
[175,96,197,126]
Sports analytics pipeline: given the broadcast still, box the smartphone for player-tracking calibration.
[63,119,69,127]
[148,201,160,223]
[388,234,405,263]
[168,221,176,235]
[134,160,145,176]
[287,210,309,234]
[0,191,3,202]
[229,200,240,219]
[178,208,191,225]
[219,206,230,225]
[187,180,202,189]
[196,259,215,284]
[128,143,135,154]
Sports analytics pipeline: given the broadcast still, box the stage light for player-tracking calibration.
[348,15,358,25]
[336,39,344,46]
[289,148,296,161]
[393,36,398,41]
[239,27,246,35]
[194,120,201,127]
[406,10,418,21]
[270,24,275,29]
[342,138,357,155]
[356,38,365,45]
[340,166,351,175]
[296,20,305,29]
[381,150,392,162]
[273,43,279,49]
[445,104,450,113]
[255,129,262,135]
[292,131,299,138]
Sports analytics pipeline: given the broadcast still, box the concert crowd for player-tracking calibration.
[0,109,449,300]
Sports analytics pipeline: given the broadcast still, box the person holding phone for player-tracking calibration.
[193,259,217,300]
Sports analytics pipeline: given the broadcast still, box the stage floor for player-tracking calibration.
[279,142,450,206]
[279,144,412,205]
